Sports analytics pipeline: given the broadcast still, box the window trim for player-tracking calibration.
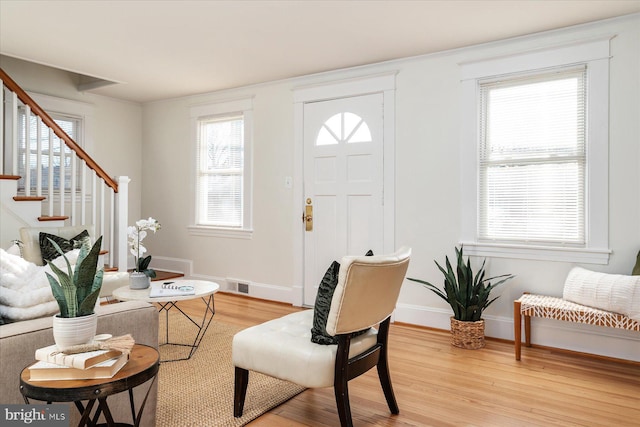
[16,93,94,199]
[28,92,94,153]
[459,37,612,264]
[188,97,254,239]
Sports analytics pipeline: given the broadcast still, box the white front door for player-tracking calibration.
[302,93,385,306]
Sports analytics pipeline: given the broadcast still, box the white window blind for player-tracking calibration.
[196,114,244,228]
[18,109,82,192]
[478,67,586,245]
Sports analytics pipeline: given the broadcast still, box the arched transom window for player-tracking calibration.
[316,112,372,146]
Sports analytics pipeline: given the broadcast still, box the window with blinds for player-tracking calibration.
[478,67,586,246]
[18,109,82,192]
[196,114,245,228]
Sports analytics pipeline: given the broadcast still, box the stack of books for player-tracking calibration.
[28,344,128,381]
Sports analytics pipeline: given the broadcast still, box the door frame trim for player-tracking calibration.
[292,72,398,306]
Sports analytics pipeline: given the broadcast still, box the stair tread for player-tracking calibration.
[37,216,69,221]
[14,196,46,201]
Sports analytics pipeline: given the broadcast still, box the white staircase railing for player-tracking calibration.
[1,68,129,272]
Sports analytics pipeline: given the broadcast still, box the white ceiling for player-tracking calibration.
[1,1,639,103]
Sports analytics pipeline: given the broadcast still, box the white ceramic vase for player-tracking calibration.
[53,313,98,351]
[129,271,151,289]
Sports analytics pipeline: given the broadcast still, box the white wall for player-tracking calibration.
[143,15,639,361]
[0,55,144,226]
[6,16,633,359]
[142,82,297,296]
[392,17,640,362]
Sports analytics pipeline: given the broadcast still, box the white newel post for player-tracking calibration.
[114,176,130,272]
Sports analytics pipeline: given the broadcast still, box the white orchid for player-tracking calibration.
[127,217,161,277]
[136,217,161,232]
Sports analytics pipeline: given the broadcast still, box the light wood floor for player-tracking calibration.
[177,292,640,427]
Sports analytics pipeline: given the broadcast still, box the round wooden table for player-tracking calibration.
[20,344,159,427]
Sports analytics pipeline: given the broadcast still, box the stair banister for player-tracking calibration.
[1,68,130,272]
[0,68,118,191]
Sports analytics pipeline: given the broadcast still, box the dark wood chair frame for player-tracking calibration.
[234,316,399,427]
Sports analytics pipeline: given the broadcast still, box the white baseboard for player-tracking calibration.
[150,256,640,362]
[153,256,296,303]
[394,303,640,362]
[151,256,192,276]
[291,285,304,307]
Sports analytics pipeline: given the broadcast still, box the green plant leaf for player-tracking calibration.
[45,235,104,318]
[409,246,514,321]
[74,236,103,304]
[46,272,69,317]
[47,238,73,278]
[407,277,448,303]
[47,257,78,317]
[78,269,104,316]
[75,235,91,271]
[138,255,152,271]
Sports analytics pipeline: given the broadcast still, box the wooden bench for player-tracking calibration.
[513,293,640,360]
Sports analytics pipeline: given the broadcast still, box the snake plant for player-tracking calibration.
[45,236,104,318]
[408,246,513,322]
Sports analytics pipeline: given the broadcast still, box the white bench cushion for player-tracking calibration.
[232,309,378,388]
[563,267,640,321]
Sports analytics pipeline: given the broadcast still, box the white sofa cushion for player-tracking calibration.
[0,246,127,320]
[563,267,640,320]
[232,309,378,388]
[0,248,82,320]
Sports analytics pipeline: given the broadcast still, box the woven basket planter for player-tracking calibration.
[450,317,485,349]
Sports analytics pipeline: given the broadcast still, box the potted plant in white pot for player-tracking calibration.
[45,236,104,350]
[408,246,513,349]
[127,217,161,289]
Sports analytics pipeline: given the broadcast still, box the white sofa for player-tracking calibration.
[0,300,159,426]
[1,225,158,425]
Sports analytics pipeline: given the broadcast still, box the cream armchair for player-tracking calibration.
[232,247,411,427]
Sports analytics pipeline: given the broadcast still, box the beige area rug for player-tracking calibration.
[157,312,305,426]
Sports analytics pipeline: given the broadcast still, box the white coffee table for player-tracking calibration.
[113,279,220,362]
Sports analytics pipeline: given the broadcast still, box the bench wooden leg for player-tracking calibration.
[524,314,531,347]
[514,300,522,360]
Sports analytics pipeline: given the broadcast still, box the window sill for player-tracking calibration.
[187,225,253,240]
[459,241,611,264]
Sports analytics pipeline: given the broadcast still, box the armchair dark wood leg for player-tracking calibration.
[334,378,353,427]
[234,367,249,417]
[376,318,399,414]
[335,334,354,427]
